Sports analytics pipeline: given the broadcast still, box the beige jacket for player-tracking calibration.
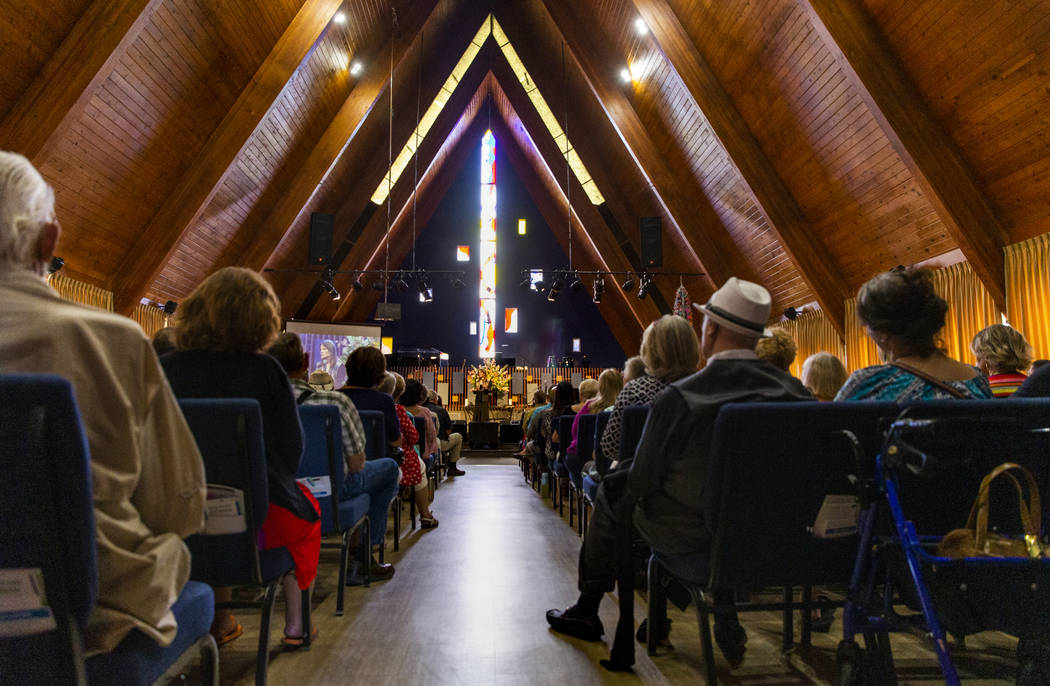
[0,270,206,655]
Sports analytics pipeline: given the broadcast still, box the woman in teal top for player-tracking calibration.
[837,267,992,401]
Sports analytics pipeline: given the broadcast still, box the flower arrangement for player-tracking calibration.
[673,285,692,321]
[468,359,511,394]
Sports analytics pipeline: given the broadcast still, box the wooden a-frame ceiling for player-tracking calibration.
[6,0,1049,347]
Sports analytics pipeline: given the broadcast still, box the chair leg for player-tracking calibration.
[647,555,658,656]
[300,588,312,651]
[256,580,280,686]
[392,498,400,552]
[801,585,812,647]
[364,517,372,587]
[697,603,718,686]
[782,586,794,652]
[409,488,417,530]
[200,634,220,686]
[568,487,575,528]
[336,529,349,616]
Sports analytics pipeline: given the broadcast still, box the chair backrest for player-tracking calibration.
[178,398,268,587]
[296,405,343,535]
[707,401,899,588]
[592,412,612,471]
[411,414,427,458]
[0,374,96,685]
[556,415,575,459]
[885,399,1050,537]
[359,410,386,461]
[619,406,650,463]
[567,414,598,483]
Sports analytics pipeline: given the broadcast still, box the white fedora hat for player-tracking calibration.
[693,277,773,338]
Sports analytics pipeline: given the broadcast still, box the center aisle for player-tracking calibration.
[241,463,665,685]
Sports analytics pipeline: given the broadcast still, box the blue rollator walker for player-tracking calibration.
[838,402,1050,686]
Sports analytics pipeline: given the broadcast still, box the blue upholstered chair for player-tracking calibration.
[567,413,597,534]
[581,412,611,531]
[178,398,306,686]
[0,373,217,686]
[552,415,575,514]
[296,405,370,616]
[359,410,387,461]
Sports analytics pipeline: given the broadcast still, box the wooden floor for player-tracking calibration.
[212,458,1018,685]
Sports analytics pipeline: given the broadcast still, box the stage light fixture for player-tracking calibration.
[48,256,64,274]
[637,272,653,300]
[394,272,410,293]
[352,273,364,291]
[547,283,560,302]
[621,274,635,291]
[519,273,531,290]
[569,271,583,292]
[372,278,386,292]
[592,275,604,303]
[417,272,433,302]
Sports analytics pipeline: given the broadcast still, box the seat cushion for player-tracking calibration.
[86,581,214,686]
[338,493,370,529]
[259,547,296,582]
[554,460,569,478]
[583,474,599,502]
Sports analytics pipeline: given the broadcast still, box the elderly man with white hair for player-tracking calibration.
[0,152,207,655]
[546,278,812,671]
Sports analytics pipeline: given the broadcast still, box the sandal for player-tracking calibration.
[212,620,243,647]
[420,515,439,529]
[282,626,319,650]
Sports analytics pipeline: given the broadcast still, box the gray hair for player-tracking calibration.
[377,371,397,395]
[0,152,55,271]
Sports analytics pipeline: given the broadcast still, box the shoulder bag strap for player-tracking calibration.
[889,361,969,399]
[296,388,314,405]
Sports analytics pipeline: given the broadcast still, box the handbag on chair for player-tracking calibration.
[937,462,1046,559]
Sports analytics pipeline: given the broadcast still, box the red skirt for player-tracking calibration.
[258,483,321,590]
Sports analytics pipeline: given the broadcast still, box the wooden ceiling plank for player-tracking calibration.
[631,0,849,336]
[537,0,756,297]
[0,0,163,164]
[110,0,343,314]
[803,0,1008,310]
[235,0,442,275]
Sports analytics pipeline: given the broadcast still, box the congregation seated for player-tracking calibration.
[308,369,336,391]
[539,380,578,468]
[0,151,207,657]
[151,326,178,356]
[971,323,1034,397]
[546,278,812,670]
[837,267,992,400]
[160,266,321,649]
[623,355,646,383]
[267,333,398,582]
[1015,360,1050,397]
[382,372,439,529]
[568,368,622,478]
[800,351,848,401]
[425,389,465,477]
[339,345,402,453]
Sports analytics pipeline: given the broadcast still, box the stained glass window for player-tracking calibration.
[457,245,470,261]
[479,130,497,359]
[505,308,518,333]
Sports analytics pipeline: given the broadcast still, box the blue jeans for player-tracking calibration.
[341,457,399,549]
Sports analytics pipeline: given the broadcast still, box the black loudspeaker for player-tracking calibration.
[308,213,334,265]
[640,216,662,267]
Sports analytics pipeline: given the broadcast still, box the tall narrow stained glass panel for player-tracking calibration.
[479,130,497,358]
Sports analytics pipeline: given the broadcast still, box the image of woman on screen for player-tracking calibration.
[316,339,347,388]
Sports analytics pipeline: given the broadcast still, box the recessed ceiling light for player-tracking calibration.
[619,67,632,84]
[334,12,347,24]
[635,17,648,35]
[350,61,362,76]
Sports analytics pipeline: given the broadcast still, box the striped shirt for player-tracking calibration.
[987,371,1028,398]
[291,378,366,461]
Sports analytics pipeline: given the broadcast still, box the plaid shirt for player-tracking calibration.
[290,378,366,460]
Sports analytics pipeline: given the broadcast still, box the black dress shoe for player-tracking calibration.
[447,464,466,476]
[545,605,604,641]
[713,619,747,667]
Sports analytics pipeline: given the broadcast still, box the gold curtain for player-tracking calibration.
[781,310,846,378]
[130,304,169,340]
[844,297,880,373]
[1006,233,1050,360]
[929,262,1000,364]
[46,273,114,311]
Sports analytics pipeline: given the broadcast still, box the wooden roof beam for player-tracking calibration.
[231,0,443,275]
[0,0,163,164]
[537,0,758,294]
[632,0,849,337]
[110,0,344,314]
[803,0,1008,310]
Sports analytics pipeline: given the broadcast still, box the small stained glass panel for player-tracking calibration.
[504,308,518,333]
[457,245,470,261]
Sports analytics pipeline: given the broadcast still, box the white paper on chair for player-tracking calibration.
[296,476,331,498]
[0,568,56,637]
[810,495,859,538]
[204,485,247,535]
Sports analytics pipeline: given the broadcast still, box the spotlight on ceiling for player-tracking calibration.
[320,268,341,301]
[48,256,64,274]
[352,273,364,291]
[334,11,346,24]
[637,272,653,300]
[349,61,362,76]
[519,272,532,290]
[372,278,386,292]
[783,306,799,321]
[569,271,584,292]
[534,280,547,296]
[551,273,565,292]
[619,67,632,84]
[163,300,178,315]
[592,275,605,303]
[634,17,648,35]
[621,274,636,291]
[394,272,410,293]
[547,281,561,302]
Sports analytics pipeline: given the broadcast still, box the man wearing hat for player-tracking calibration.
[546,278,811,669]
